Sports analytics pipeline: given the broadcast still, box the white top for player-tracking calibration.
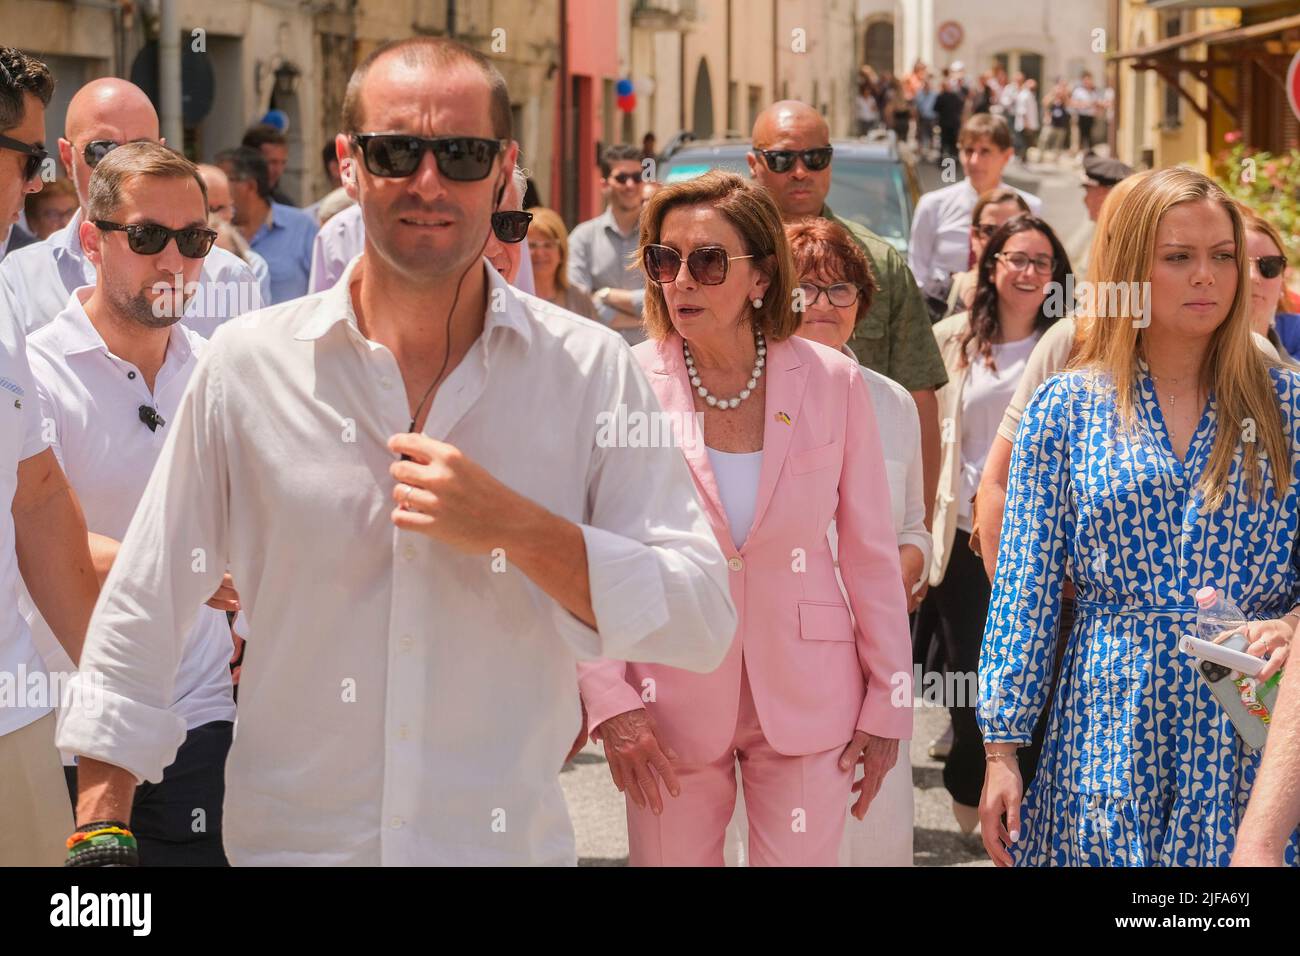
[24,287,236,740]
[908,179,1044,286]
[839,346,931,565]
[957,333,1041,531]
[0,295,52,737]
[55,257,735,866]
[1014,88,1041,132]
[0,210,263,336]
[707,447,762,550]
[1071,85,1100,117]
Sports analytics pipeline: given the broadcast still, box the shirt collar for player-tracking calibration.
[600,205,638,240]
[49,284,195,366]
[294,255,534,351]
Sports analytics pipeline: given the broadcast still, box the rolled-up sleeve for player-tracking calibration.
[550,345,736,672]
[837,367,913,740]
[55,348,232,783]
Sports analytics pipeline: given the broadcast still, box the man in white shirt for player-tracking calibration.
[1012,79,1040,163]
[59,35,734,867]
[1070,72,1100,154]
[0,45,100,867]
[0,78,262,335]
[908,113,1043,286]
[27,143,238,865]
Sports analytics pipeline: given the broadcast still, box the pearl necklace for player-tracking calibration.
[684,331,766,409]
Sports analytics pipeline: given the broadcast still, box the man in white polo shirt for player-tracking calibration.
[27,142,238,865]
[0,77,262,336]
[59,36,733,867]
[0,45,101,866]
[908,113,1043,286]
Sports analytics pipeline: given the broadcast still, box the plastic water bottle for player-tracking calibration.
[1194,586,1247,644]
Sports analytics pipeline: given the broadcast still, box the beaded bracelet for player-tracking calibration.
[65,822,139,867]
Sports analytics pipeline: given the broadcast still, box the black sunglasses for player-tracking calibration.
[1251,255,1288,280]
[752,146,833,174]
[83,140,122,168]
[94,220,218,258]
[350,134,504,180]
[0,133,48,182]
[643,244,755,286]
[491,210,532,244]
[609,171,640,186]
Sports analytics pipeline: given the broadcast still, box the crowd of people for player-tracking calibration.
[0,36,1298,868]
[858,59,1114,168]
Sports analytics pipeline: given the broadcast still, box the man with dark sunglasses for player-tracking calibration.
[0,78,262,336]
[25,142,238,866]
[0,45,101,867]
[59,36,734,868]
[749,99,948,529]
[568,143,648,344]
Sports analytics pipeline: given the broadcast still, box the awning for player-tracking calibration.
[1109,12,1300,61]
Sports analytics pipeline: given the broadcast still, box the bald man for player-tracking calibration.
[0,78,262,335]
[747,100,946,526]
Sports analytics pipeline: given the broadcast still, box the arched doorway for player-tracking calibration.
[864,21,893,76]
[692,58,714,139]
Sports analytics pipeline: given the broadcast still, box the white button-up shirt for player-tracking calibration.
[907,179,1043,286]
[0,210,264,336]
[57,257,735,865]
[0,307,51,738]
[24,288,235,737]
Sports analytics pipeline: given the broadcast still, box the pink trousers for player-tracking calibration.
[625,664,852,866]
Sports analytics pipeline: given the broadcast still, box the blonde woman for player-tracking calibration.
[1239,204,1294,364]
[979,166,1300,867]
[527,206,596,320]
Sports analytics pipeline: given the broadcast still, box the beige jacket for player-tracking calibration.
[929,312,975,586]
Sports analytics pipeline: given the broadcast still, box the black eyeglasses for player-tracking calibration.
[643,244,756,286]
[995,251,1056,276]
[0,133,48,182]
[609,171,640,186]
[491,210,532,244]
[1251,255,1287,280]
[350,134,504,180]
[82,140,122,168]
[752,146,833,174]
[94,220,218,258]
[798,282,861,308]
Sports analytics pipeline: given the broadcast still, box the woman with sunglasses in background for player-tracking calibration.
[923,214,1070,835]
[524,206,594,320]
[1239,204,1295,365]
[576,171,911,866]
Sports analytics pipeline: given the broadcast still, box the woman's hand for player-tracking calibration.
[899,544,926,613]
[979,749,1023,867]
[595,709,680,814]
[1225,617,1292,681]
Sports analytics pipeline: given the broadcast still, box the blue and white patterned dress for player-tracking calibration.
[980,361,1300,866]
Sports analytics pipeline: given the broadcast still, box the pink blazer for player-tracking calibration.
[577,333,913,765]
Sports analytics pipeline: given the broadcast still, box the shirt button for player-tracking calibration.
[390,817,404,829]
[127,370,136,380]
[399,634,414,651]
[403,543,417,561]
[379,376,394,390]
[399,723,410,740]
[727,556,744,572]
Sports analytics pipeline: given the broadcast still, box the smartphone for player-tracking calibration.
[1181,632,1283,752]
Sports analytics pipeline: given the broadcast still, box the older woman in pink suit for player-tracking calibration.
[577,171,912,866]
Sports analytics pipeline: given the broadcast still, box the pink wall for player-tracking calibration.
[566,0,620,221]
